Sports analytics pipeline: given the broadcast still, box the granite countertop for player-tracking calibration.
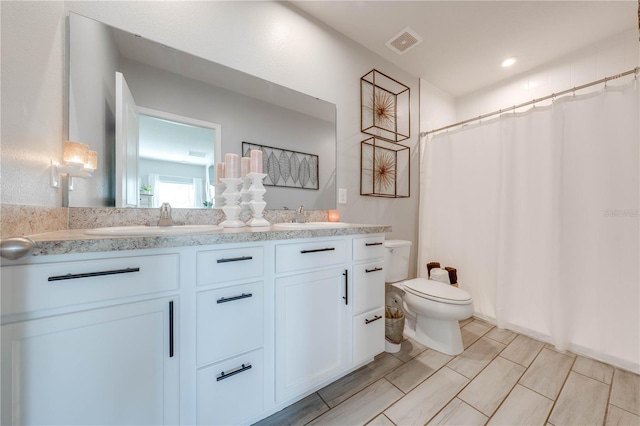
[26,224,391,256]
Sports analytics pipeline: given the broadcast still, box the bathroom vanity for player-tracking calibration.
[0,225,387,425]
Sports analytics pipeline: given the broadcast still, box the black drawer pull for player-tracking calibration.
[365,315,383,324]
[300,247,335,254]
[48,267,140,281]
[217,363,252,381]
[365,267,383,273]
[343,269,348,305]
[365,242,383,246]
[169,301,174,358]
[217,256,253,264]
[217,293,253,304]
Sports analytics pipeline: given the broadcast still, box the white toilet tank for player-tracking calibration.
[384,240,412,283]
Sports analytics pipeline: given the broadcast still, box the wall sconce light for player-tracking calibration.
[51,141,98,206]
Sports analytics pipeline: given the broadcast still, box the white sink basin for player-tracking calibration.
[85,224,223,236]
[273,222,350,229]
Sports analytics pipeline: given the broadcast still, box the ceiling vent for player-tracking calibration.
[188,150,207,158]
[386,27,423,55]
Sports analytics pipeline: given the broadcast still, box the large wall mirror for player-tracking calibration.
[68,13,337,210]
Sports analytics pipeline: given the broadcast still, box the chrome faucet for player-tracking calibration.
[157,202,174,226]
[295,205,306,223]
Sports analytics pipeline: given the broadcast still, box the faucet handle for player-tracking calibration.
[158,203,173,226]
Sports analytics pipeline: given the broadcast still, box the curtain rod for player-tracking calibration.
[422,67,639,136]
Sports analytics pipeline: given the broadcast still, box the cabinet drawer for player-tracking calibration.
[196,282,263,365]
[353,235,385,262]
[353,261,385,315]
[196,246,263,287]
[1,254,179,317]
[353,307,385,365]
[197,348,264,426]
[275,239,347,273]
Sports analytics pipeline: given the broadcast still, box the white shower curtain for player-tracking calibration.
[418,82,639,373]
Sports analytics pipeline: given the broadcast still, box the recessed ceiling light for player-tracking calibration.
[501,57,517,68]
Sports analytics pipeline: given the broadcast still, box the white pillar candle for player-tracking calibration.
[216,162,225,183]
[241,157,251,177]
[250,150,263,173]
[225,153,239,178]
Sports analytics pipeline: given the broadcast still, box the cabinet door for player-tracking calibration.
[1,298,179,425]
[275,267,350,401]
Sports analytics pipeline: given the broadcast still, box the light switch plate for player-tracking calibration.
[338,188,347,204]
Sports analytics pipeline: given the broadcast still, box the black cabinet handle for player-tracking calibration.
[343,269,348,305]
[365,315,383,324]
[300,247,336,254]
[365,267,383,273]
[48,267,140,281]
[365,242,383,246]
[217,256,253,264]
[169,301,174,358]
[217,293,253,304]
[217,363,252,381]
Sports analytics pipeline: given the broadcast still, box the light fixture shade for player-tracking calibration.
[85,150,98,171]
[63,141,89,165]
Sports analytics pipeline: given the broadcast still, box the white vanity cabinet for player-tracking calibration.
[0,229,387,425]
[194,245,268,425]
[351,235,386,365]
[0,253,180,426]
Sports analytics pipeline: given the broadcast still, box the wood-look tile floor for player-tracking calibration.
[255,318,640,426]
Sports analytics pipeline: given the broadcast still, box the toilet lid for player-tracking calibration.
[403,278,472,304]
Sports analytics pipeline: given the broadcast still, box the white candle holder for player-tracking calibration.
[214,183,226,208]
[246,173,269,227]
[240,176,252,211]
[219,178,245,228]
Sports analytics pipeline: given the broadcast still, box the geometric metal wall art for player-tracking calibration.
[360,137,410,198]
[361,69,410,143]
[242,142,319,190]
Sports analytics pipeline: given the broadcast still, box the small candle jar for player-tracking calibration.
[328,210,340,222]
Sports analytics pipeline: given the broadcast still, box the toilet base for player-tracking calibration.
[414,317,464,356]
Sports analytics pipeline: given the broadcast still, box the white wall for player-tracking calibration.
[1,1,423,270]
[1,1,66,207]
[457,29,638,120]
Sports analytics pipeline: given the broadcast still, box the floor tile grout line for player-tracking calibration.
[304,375,402,426]
[570,367,613,386]
[603,368,617,424]
[459,354,528,420]
[458,329,544,423]
[608,401,640,417]
[429,338,510,422]
[315,390,330,409]
[542,352,578,425]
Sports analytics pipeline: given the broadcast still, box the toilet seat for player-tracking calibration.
[403,278,471,305]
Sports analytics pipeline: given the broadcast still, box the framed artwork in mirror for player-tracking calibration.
[242,142,319,190]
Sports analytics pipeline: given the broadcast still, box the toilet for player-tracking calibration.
[384,240,474,355]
